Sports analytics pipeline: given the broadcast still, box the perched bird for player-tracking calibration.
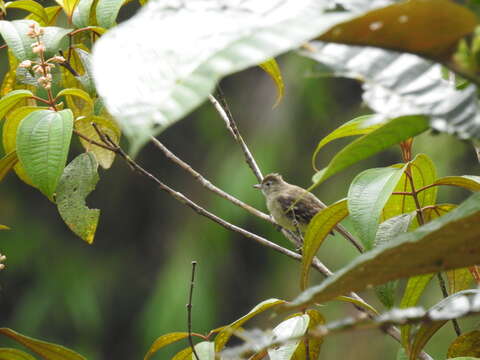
[254,173,330,234]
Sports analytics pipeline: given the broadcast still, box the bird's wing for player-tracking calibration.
[276,193,323,225]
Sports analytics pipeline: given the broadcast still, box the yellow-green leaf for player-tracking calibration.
[56,152,100,244]
[448,330,480,358]
[0,348,37,360]
[5,0,48,24]
[74,115,120,169]
[301,199,349,290]
[0,225,10,230]
[335,295,379,315]
[55,0,81,20]
[291,309,325,360]
[259,58,284,108]
[0,328,86,360]
[144,332,189,360]
[0,90,33,121]
[0,150,18,182]
[56,88,93,118]
[431,176,480,192]
[447,268,474,295]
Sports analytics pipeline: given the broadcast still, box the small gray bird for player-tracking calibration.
[254,173,329,234]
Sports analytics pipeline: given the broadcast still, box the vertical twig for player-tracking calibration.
[437,272,462,336]
[187,261,200,360]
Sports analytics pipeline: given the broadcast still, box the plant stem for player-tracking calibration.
[187,261,200,360]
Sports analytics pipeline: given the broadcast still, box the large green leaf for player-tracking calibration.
[96,0,124,29]
[72,0,95,28]
[301,199,349,290]
[288,192,480,309]
[301,42,480,140]
[312,116,429,186]
[56,152,100,244]
[92,0,358,154]
[348,165,406,250]
[311,115,381,170]
[0,328,86,360]
[16,109,73,199]
[0,20,70,61]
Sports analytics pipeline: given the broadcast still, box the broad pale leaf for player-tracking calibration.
[301,42,480,140]
[56,152,100,244]
[301,199,348,290]
[0,328,86,360]
[16,109,73,199]
[312,116,428,186]
[72,0,95,28]
[288,192,480,309]
[96,0,124,29]
[144,332,189,360]
[291,310,324,360]
[268,315,309,360]
[348,165,406,249]
[92,0,356,154]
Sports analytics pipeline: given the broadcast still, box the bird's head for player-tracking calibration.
[253,173,285,196]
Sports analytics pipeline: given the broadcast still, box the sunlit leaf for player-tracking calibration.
[268,315,309,360]
[0,328,86,360]
[301,199,348,290]
[5,1,48,24]
[56,88,93,118]
[431,176,480,192]
[16,109,73,199]
[215,298,285,352]
[258,58,284,108]
[0,348,37,360]
[335,295,378,315]
[0,150,17,182]
[56,152,100,244]
[312,116,428,186]
[96,0,124,29]
[144,332,189,360]
[291,310,324,360]
[301,42,480,140]
[55,0,81,20]
[447,268,474,295]
[0,90,33,121]
[92,0,356,154]
[448,330,480,358]
[288,192,480,309]
[72,0,95,28]
[319,0,477,61]
[348,165,406,250]
[74,115,120,169]
[311,115,381,171]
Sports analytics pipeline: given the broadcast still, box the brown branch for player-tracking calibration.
[73,129,117,151]
[187,261,200,360]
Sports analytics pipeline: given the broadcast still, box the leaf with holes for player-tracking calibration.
[288,192,480,309]
[56,152,100,244]
[16,109,73,199]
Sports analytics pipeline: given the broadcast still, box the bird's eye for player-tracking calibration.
[265,181,272,187]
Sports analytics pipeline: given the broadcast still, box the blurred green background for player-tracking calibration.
[0,4,479,360]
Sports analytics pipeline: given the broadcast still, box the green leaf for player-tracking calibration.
[74,115,120,169]
[0,90,33,121]
[72,0,95,28]
[0,348,37,360]
[399,274,434,346]
[41,26,72,59]
[16,109,73,199]
[56,88,93,118]
[319,0,477,60]
[335,295,379,315]
[409,290,479,360]
[5,1,48,24]
[268,315,309,360]
[92,1,355,155]
[288,192,480,309]
[311,115,381,171]
[96,0,124,28]
[0,328,86,360]
[56,152,100,244]
[431,176,480,192]
[144,332,189,360]
[448,331,480,358]
[348,165,406,250]
[447,268,474,295]
[0,225,10,230]
[258,58,284,108]
[3,106,45,186]
[214,298,285,352]
[312,116,429,186]
[0,150,18,182]
[55,0,81,19]
[301,199,349,290]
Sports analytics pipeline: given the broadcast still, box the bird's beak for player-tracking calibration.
[253,184,261,189]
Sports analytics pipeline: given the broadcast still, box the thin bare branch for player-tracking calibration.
[187,261,200,360]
